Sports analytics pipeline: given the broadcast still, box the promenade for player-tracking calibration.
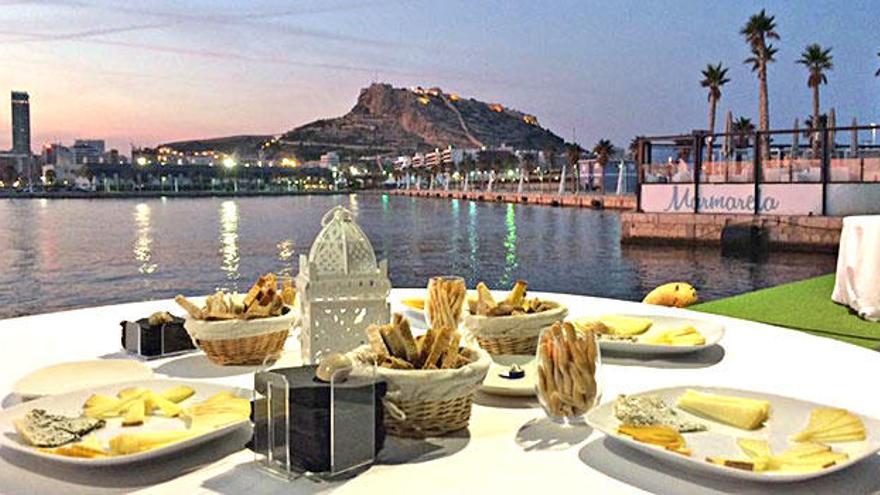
[388,188,636,210]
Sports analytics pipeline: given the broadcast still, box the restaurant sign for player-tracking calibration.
[641,184,822,215]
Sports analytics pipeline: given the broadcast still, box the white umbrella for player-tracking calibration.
[557,163,566,195]
[615,160,625,195]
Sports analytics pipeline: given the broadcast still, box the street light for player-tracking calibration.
[223,157,236,169]
[136,157,148,166]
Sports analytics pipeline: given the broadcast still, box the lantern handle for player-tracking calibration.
[321,206,353,226]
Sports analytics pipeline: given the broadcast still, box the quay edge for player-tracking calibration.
[621,212,842,253]
[386,189,636,210]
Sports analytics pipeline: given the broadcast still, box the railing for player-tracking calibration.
[635,124,880,216]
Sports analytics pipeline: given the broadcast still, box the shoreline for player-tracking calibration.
[0,189,352,200]
[387,188,637,210]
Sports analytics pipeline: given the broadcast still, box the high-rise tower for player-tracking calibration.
[11,91,31,155]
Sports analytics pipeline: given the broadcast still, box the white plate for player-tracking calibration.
[479,355,537,397]
[0,379,249,466]
[12,360,155,399]
[586,385,880,483]
[594,315,724,355]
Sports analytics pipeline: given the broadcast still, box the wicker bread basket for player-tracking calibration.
[463,303,568,356]
[350,346,491,438]
[184,308,297,365]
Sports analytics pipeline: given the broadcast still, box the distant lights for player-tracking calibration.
[136,157,148,166]
[222,157,237,169]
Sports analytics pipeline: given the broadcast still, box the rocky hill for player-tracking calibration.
[161,83,565,160]
[281,83,564,158]
[160,135,271,156]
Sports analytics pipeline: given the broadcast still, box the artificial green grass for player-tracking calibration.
[692,274,880,350]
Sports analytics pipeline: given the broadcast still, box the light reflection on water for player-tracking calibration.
[0,194,839,318]
[501,203,518,286]
[133,203,157,274]
[219,200,240,288]
[276,239,296,277]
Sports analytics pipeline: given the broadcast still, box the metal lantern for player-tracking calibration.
[296,206,391,363]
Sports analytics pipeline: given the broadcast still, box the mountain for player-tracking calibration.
[281,83,564,158]
[159,135,272,155]
[161,83,565,160]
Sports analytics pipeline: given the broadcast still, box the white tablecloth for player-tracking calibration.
[1,291,879,495]
[832,215,880,321]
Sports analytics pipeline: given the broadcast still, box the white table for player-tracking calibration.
[833,215,880,321]
[1,290,879,495]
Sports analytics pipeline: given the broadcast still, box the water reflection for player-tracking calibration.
[219,200,240,286]
[276,239,295,276]
[133,203,157,274]
[0,195,840,319]
[501,203,518,285]
[451,199,461,273]
[349,193,359,216]
[467,201,478,279]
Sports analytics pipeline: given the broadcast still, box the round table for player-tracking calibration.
[833,215,880,321]
[1,290,879,495]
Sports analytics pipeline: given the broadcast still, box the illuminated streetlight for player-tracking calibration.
[136,157,148,166]
[223,157,237,169]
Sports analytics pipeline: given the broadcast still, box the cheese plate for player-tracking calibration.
[0,379,250,466]
[579,314,724,355]
[586,385,880,483]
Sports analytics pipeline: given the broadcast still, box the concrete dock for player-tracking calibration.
[620,212,842,252]
[388,188,636,210]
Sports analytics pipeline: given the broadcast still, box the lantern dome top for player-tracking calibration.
[307,206,378,275]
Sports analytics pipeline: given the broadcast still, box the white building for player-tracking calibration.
[72,139,105,164]
[41,143,76,181]
[319,151,340,170]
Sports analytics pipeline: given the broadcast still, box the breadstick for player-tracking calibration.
[174,295,204,319]
[439,331,462,369]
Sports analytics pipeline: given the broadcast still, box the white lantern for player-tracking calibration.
[296,206,391,363]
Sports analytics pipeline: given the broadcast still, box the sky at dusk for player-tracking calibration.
[0,0,878,153]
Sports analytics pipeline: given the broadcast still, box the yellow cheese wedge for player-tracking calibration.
[400,298,425,311]
[792,408,866,443]
[736,438,772,458]
[122,399,146,426]
[145,392,183,417]
[109,430,199,455]
[677,390,770,430]
[723,437,849,474]
[643,325,706,346]
[84,390,148,418]
[598,315,653,336]
[159,385,195,403]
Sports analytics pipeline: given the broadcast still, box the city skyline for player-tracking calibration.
[0,0,878,152]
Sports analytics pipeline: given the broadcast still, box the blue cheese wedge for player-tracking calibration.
[614,395,706,433]
[14,409,105,448]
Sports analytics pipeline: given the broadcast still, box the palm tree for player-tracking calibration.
[732,117,755,153]
[566,143,582,193]
[592,139,614,193]
[700,62,731,140]
[741,9,779,159]
[797,44,833,156]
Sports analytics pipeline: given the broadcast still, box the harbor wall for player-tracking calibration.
[621,212,842,252]
[388,189,636,210]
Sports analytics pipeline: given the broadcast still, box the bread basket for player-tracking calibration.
[349,345,491,438]
[463,302,568,355]
[184,308,297,365]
